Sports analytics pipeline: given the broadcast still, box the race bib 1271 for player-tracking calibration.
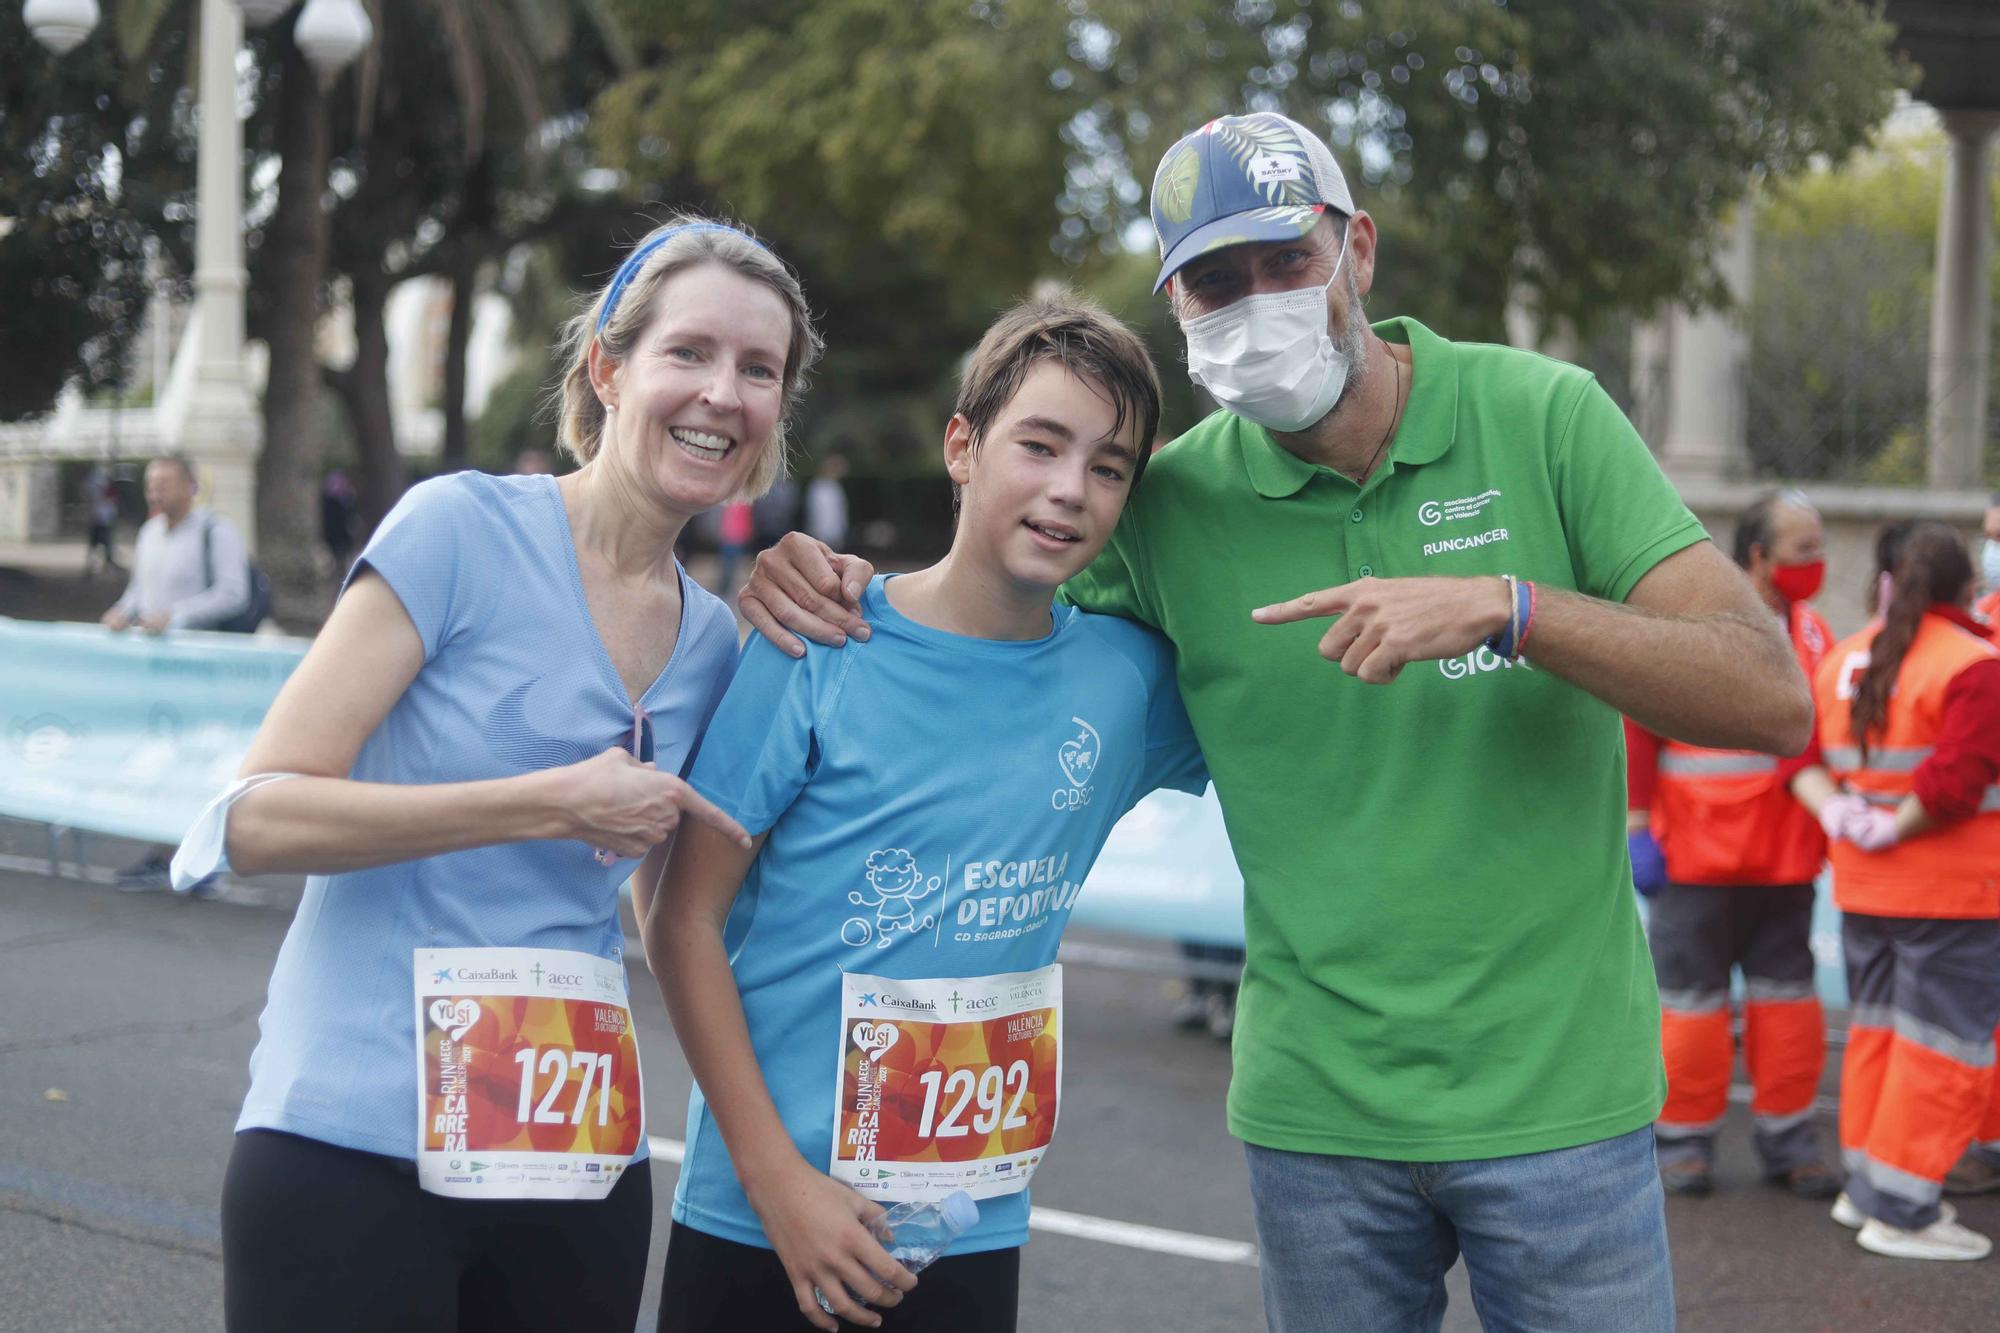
[414,946,643,1201]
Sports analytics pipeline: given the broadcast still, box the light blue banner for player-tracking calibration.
[0,614,1852,1007]
[1074,785,1246,947]
[0,618,307,845]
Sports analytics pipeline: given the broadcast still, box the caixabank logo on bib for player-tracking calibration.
[1052,717,1099,811]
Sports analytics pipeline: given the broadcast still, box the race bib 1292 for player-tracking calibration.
[830,967,1060,1202]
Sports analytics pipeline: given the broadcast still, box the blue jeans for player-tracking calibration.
[1245,1127,1673,1332]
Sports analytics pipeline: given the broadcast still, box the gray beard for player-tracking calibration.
[1322,267,1372,422]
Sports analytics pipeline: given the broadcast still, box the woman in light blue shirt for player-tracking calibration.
[185,216,820,1332]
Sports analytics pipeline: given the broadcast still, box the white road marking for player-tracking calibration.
[1023,1205,1259,1266]
[646,1136,1260,1268]
[0,853,116,884]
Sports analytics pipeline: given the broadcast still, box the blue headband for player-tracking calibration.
[594,223,767,335]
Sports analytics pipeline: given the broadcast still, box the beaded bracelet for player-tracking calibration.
[1515,579,1539,659]
[1484,575,1536,662]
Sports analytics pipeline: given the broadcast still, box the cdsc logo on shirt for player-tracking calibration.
[1052,717,1100,811]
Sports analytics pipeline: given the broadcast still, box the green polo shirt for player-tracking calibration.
[1065,317,1708,1160]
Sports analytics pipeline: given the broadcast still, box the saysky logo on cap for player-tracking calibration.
[1249,152,1303,186]
[1150,112,1354,293]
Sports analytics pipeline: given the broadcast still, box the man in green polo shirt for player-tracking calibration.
[741,113,1812,1332]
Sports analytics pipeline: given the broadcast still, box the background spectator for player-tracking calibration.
[99,455,250,893]
[803,452,850,549]
[82,463,120,575]
[752,470,799,549]
[320,470,356,575]
[100,456,250,636]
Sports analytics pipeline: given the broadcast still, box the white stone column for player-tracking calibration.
[163,0,262,547]
[0,460,62,543]
[1927,110,2000,491]
[1628,317,1671,448]
[1652,203,1755,482]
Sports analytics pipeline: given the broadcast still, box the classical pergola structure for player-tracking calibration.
[1635,2,1997,494]
[1887,0,1999,490]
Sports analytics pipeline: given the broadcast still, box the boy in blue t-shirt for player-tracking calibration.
[647,294,1206,1333]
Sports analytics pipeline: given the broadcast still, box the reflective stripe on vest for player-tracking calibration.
[1824,744,2000,812]
[1823,745,1934,772]
[1657,752,1780,777]
[1858,788,2000,813]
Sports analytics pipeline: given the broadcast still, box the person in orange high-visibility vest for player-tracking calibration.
[1950,496,2000,1202]
[1627,491,1842,1199]
[1814,520,2000,1262]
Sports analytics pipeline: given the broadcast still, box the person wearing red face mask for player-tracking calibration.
[1626,491,1842,1198]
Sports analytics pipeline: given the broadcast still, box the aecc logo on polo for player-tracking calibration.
[1417,489,1502,527]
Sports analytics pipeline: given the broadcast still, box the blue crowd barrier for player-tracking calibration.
[1077,784,1849,1005]
[0,614,1849,1007]
[1073,785,1246,948]
[0,618,307,845]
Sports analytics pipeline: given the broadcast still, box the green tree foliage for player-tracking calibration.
[5,0,1916,501]
[0,4,194,418]
[1748,128,2000,483]
[592,0,1906,469]
[270,0,637,527]
[1067,0,1909,341]
[592,0,1083,461]
[470,360,565,475]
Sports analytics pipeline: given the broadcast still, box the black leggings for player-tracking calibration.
[222,1129,652,1332]
[657,1220,1019,1333]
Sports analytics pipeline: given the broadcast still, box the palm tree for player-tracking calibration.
[323,0,638,533]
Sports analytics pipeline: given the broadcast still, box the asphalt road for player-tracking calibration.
[1,842,1997,1331]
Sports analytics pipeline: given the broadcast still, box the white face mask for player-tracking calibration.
[1183,233,1352,433]
[1982,538,2000,592]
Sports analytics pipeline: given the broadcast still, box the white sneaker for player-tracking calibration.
[1832,1191,1956,1230]
[1856,1216,1992,1261]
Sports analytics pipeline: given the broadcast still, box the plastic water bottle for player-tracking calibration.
[816,1189,980,1315]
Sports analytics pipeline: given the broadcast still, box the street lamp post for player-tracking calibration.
[21,0,97,54]
[25,0,371,553]
[178,0,262,546]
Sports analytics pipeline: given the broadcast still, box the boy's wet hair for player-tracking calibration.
[953,291,1163,490]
